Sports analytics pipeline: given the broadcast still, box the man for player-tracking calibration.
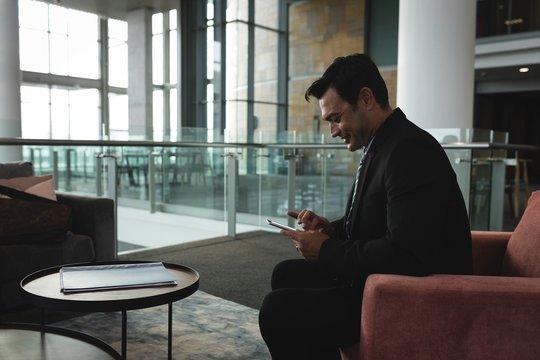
[258,54,472,360]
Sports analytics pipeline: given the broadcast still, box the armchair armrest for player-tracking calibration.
[471,231,511,275]
[360,274,540,360]
[56,193,116,261]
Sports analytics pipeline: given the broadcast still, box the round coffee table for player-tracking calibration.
[21,261,199,360]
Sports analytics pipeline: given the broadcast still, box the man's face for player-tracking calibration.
[319,87,372,152]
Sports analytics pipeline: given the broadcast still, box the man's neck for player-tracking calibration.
[369,106,394,139]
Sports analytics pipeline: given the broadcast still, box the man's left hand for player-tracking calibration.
[280,229,329,262]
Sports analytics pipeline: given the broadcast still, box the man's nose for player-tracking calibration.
[329,122,339,137]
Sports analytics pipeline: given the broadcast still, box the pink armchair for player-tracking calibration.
[357,191,540,360]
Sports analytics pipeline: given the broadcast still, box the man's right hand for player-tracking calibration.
[288,209,336,237]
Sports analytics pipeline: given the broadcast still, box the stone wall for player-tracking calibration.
[287,0,397,137]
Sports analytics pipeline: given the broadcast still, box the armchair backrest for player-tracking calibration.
[0,161,33,179]
[501,191,540,277]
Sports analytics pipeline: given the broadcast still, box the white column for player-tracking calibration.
[397,0,476,129]
[0,0,22,161]
[127,8,153,139]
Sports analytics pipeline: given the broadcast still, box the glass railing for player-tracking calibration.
[1,137,362,252]
[1,130,537,255]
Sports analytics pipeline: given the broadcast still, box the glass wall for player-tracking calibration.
[20,141,360,251]
[17,0,540,146]
[17,0,288,147]
[18,0,102,140]
[19,1,99,78]
[18,0,181,142]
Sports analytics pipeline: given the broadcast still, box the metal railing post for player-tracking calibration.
[52,151,59,190]
[106,156,117,202]
[106,155,118,258]
[222,152,240,238]
[96,153,118,257]
[162,151,170,203]
[96,155,103,196]
[148,151,159,213]
[65,149,73,191]
[285,150,298,228]
[317,150,333,216]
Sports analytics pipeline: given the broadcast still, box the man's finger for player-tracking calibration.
[287,210,299,219]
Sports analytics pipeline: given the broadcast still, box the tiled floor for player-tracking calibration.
[117,206,263,253]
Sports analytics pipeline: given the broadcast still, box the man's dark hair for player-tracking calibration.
[305,53,389,108]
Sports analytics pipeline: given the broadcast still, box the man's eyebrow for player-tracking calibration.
[323,111,340,121]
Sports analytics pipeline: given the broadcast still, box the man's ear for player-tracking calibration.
[358,87,374,109]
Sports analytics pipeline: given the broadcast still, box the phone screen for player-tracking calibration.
[266,219,297,232]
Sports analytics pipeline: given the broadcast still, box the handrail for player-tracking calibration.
[439,142,538,151]
[0,137,538,151]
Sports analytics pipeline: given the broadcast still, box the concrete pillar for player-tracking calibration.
[397,0,476,129]
[127,8,153,139]
[0,0,22,161]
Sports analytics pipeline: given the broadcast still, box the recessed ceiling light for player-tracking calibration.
[519,67,529,73]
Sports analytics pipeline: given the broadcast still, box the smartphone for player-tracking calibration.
[266,218,297,232]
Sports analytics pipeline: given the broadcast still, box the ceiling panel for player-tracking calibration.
[37,0,179,20]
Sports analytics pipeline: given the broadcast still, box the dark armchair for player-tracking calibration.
[0,161,116,311]
[355,191,540,360]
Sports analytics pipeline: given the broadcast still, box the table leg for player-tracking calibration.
[40,308,45,326]
[168,302,172,360]
[122,310,127,360]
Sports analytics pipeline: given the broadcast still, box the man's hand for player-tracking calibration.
[288,209,336,237]
[280,209,335,262]
[281,228,329,262]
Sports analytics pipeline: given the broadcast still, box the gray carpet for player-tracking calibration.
[119,230,300,310]
[0,230,293,359]
[55,290,271,360]
[51,231,294,359]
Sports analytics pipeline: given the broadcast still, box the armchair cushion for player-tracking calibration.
[56,192,115,262]
[0,175,56,200]
[0,162,33,179]
[502,191,540,277]
[0,233,95,283]
[360,274,540,360]
[470,231,510,275]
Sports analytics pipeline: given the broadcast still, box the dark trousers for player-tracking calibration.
[259,259,361,360]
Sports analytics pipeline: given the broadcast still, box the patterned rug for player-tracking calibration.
[55,290,271,360]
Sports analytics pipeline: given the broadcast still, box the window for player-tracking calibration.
[19,0,99,78]
[20,85,100,139]
[17,0,288,143]
[20,85,50,138]
[19,0,101,140]
[205,0,286,142]
[108,19,128,88]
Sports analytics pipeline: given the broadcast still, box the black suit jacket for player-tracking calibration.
[319,108,472,287]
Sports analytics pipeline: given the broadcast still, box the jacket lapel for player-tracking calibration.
[344,108,406,236]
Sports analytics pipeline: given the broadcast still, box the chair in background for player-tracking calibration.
[354,191,540,360]
[0,161,116,312]
[505,156,531,218]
